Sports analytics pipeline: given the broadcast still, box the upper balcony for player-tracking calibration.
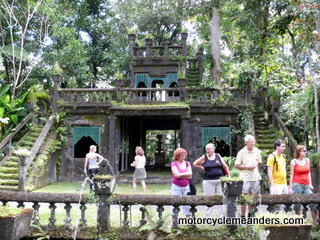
[55,84,250,112]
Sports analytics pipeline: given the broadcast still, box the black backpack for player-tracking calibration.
[263,153,286,174]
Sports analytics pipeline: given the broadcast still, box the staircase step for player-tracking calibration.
[257,139,275,144]
[0,173,19,179]
[2,161,19,168]
[256,143,274,150]
[255,129,276,134]
[0,179,19,185]
[0,167,19,174]
[0,185,18,191]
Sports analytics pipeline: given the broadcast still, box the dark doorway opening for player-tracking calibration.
[119,116,180,171]
[208,137,230,157]
[74,136,98,158]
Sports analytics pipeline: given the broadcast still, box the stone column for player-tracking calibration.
[52,74,63,113]
[145,39,153,57]
[163,39,170,56]
[197,48,204,82]
[18,156,27,191]
[108,115,116,171]
[128,34,136,58]
[180,117,189,150]
[181,32,188,57]
[97,194,111,231]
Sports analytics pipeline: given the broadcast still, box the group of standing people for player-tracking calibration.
[169,134,318,227]
[83,136,318,227]
[235,135,318,226]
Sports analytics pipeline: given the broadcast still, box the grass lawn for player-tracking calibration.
[30,180,204,228]
[32,181,175,195]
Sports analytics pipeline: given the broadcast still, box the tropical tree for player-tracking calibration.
[0,0,58,98]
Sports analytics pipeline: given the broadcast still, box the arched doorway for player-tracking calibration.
[74,136,98,158]
[72,126,101,157]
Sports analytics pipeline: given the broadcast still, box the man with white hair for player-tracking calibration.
[234,135,262,218]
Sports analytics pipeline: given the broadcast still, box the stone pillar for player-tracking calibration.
[180,117,189,150]
[52,74,63,113]
[108,115,116,171]
[197,48,204,82]
[163,39,170,56]
[222,180,243,231]
[18,156,27,191]
[97,194,111,231]
[178,78,187,101]
[181,32,188,57]
[145,39,153,57]
[128,34,136,58]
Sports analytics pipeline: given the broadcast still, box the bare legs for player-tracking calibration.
[132,178,147,194]
[132,178,137,193]
[141,179,147,194]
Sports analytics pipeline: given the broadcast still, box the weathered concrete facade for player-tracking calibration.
[58,103,245,182]
[56,33,248,182]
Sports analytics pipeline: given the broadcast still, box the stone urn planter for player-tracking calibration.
[93,175,116,195]
[0,207,33,240]
[178,78,187,87]
[220,177,243,196]
[115,79,126,88]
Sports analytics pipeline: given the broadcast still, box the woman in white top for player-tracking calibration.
[131,146,147,194]
[84,145,106,188]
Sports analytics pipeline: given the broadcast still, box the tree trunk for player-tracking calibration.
[314,80,320,152]
[315,16,320,152]
[210,7,221,86]
[287,28,303,82]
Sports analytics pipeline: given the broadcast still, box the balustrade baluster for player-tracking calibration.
[249,204,257,218]
[284,204,292,213]
[317,205,320,225]
[172,206,180,228]
[122,205,130,226]
[302,204,308,219]
[266,204,275,213]
[32,202,40,225]
[48,203,57,228]
[64,203,72,225]
[17,201,25,208]
[79,203,87,226]
[189,206,197,227]
[139,206,147,227]
[156,205,164,227]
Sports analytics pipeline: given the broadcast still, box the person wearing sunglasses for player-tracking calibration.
[289,145,318,226]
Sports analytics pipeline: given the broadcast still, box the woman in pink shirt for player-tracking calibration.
[170,148,192,226]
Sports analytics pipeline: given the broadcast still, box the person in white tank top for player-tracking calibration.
[84,145,106,189]
[131,146,147,194]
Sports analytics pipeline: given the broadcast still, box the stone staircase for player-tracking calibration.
[253,108,281,155]
[0,125,43,190]
[187,67,200,87]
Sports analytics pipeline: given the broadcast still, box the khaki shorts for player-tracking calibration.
[243,180,260,194]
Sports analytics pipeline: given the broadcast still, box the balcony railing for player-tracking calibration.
[1,190,319,231]
[57,87,246,107]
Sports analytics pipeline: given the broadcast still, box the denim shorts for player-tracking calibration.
[171,183,191,216]
[292,183,318,211]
